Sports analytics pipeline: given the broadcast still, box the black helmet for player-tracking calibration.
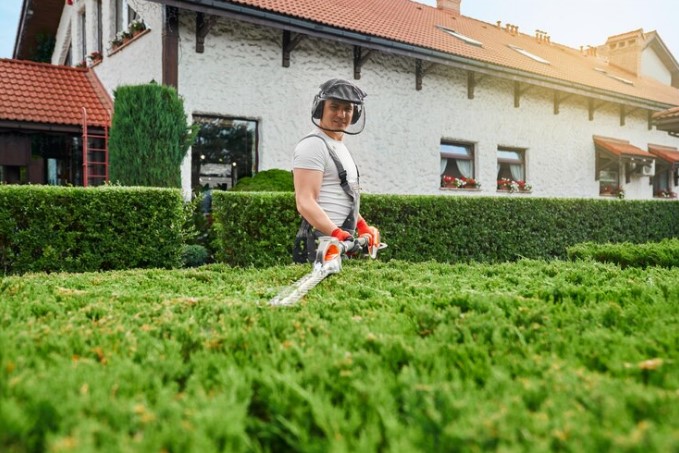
[312,79,367,125]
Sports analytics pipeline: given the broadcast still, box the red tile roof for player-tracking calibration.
[226,0,679,107]
[648,144,679,164]
[0,58,112,128]
[593,136,655,159]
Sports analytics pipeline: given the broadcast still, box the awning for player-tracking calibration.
[594,135,656,183]
[653,107,679,136]
[648,145,679,186]
[593,135,655,162]
[648,144,679,167]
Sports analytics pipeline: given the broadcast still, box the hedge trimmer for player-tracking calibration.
[269,233,387,307]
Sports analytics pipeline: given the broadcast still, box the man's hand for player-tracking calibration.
[356,219,379,247]
[331,228,352,242]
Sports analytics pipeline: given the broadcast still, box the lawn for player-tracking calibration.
[1,259,678,452]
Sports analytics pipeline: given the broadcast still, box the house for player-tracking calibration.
[10,0,679,199]
[0,58,112,185]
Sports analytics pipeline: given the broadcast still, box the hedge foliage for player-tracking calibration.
[212,192,679,267]
[2,259,679,451]
[231,169,294,192]
[567,238,679,268]
[0,185,184,275]
[109,83,197,187]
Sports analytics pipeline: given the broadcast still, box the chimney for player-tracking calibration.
[605,29,644,75]
[437,0,461,15]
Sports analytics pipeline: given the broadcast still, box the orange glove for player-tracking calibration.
[356,219,379,246]
[331,228,352,242]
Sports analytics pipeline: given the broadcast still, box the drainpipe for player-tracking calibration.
[162,6,179,88]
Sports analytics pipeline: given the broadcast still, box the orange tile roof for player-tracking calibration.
[593,136,655,159]
[226,0,679,107]
[0,58,112,128]
[648,144,679,164]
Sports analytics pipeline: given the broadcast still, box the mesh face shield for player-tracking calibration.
[311,79,367,135]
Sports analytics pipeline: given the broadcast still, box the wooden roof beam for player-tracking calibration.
[415,59,437,91]
[553,91,574,114]
[282,30,305,68]
[513,81,532,107]
[353,46,373,80]
[196,13,218,53]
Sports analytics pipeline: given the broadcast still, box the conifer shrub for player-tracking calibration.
[109,82,197,187]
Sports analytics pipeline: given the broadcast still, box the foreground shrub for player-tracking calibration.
[567,238,679,268]
[1,260,678,451]
[0,185,183,274]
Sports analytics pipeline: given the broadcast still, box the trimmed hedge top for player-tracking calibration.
[211,192,679,267]
[0,185,184,275]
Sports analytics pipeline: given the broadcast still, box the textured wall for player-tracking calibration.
[56,3,679,200]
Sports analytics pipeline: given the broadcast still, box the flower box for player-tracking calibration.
[441,175,481,189]
[496,178,532,193]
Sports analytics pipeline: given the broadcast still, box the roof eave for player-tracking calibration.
[149,0,676,112]
[13,0,30,59]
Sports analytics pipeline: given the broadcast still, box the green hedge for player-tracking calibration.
[232,169,294,192]
[0,185,184,275]
[212,192,679,267]
[567,238,679,268]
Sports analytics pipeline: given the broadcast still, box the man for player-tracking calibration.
[292,78,380,263]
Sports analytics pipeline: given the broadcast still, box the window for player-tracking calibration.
[79,10,87,61]
[596,154,622,197]
[437,26,483,47]
[507,44,550,64]
[440,141,478,189]
[191,115,258,190]
[114,0,138,34]
[96,0,103,53]
[115,0,125,34]
[497,147,531,192]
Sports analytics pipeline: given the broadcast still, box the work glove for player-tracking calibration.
[331,228,352,242]
[356,219,379,247]
[332,228,362,255]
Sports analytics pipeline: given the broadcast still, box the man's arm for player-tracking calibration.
[294,168,337,236]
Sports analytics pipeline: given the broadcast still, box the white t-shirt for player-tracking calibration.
[292,129,358,227]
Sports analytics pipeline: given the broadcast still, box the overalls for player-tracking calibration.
[292,134,360,264]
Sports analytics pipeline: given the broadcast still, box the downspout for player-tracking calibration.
[162,6,179,88]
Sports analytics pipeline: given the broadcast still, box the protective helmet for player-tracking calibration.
[311,79,367,134]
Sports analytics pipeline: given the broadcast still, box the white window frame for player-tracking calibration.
[497,147,530,191]
[440,141,477,188]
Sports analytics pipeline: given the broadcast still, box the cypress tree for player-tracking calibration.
[109,82,197,187]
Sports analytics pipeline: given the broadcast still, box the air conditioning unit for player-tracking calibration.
[641,164,655,177]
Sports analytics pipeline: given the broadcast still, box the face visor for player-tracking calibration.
[311,79,367,135]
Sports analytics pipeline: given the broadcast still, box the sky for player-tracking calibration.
[1,0,678,61]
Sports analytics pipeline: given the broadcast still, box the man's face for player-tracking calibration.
[320,99,354,131]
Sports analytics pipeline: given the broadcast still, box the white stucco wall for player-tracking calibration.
[51,2,679,200]
[175,12,678,200]
[641,46,672,86]
[92,1,164,95]
[52,0,163,93]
